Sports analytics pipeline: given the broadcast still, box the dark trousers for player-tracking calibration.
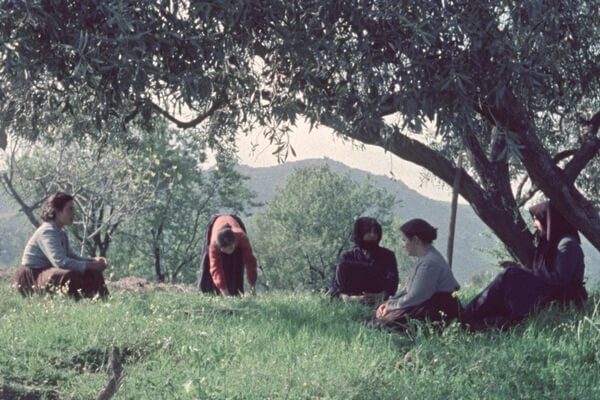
[329,261,387,297]
[13,265,109,299]
[462,267,587,330]
[376,292,462,331]
[462,267,554,330]
[199,250,245,296]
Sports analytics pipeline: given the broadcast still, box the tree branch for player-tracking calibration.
[489,99,600,251]
[553,149,577,163]
[149,96,226,129]
[96,346,123,400]
[1,173,42,227]
[460,127,494,185]
[489,126,506,162]
[563,111,600,184]
[317,109,535,264]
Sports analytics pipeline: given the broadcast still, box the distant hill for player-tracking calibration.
[237,158,600,285]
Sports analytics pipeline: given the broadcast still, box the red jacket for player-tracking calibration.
[208,215,257,293]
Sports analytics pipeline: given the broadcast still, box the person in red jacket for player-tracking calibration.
[197,215,257,296]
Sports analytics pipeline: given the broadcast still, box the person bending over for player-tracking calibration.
[197,215,257,296]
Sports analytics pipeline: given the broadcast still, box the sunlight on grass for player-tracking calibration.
[1,282,599,399]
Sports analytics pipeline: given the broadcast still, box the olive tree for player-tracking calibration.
[1,0,599,267]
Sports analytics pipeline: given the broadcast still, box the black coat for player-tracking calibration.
[331,245,399,297]
[463,236,586,329]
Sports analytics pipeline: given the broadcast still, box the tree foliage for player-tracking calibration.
[1,0,599,265]
[243,0,600,263]
[249,164,409,290]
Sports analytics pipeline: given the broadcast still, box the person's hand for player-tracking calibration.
[86,259,107,272]
[341,294,374,304]
[94,257,108,266]
[376,302,388,318]
[498,260,520,269]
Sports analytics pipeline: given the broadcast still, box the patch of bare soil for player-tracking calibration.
[107,276,195,294]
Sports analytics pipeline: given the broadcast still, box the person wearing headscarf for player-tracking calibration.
[462,200,587,330]
[373,218,461,330]
[327,217,399,303]
[13,192,109,299]
[197,214,257,297]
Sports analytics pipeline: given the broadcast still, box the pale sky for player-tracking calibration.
[234,121,457,202]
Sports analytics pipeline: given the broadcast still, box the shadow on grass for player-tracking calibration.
[1,383,59,400]
[52,343,152,374]
[254,295,375,340]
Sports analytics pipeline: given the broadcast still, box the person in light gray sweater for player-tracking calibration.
[13,192,109,299]
[21,221,93,274]
[373,218,461,330]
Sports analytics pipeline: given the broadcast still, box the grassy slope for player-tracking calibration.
[1,282,599,400]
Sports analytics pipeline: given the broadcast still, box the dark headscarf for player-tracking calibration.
[529,201,580,271]
[352,217,382,252]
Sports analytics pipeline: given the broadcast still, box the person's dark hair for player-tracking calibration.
[529,200,580,269]
[216,224,237,248]
[400,218,437,244]
[529,200,580,245]
[41,192,75,222]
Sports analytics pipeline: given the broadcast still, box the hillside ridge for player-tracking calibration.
[237,157,600,284]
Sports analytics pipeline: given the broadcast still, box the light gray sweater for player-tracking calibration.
[21,221,93,273]
[386,245,460,310]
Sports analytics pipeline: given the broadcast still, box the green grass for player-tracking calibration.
[1,281,599,400]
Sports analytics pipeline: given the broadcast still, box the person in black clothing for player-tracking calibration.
[462,200,587,330]
[327,217,399,304]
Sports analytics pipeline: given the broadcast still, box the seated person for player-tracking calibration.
[13,192,109,299]
[462,200,587,330]
[197,214,257,297]
[328,217,399,304]
[373,218,461,330]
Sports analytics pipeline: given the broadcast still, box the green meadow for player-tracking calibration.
[1,281,599,400]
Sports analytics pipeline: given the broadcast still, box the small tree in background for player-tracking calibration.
[0,134,157,257]
[249,165,410,291]
[110,147,256,283]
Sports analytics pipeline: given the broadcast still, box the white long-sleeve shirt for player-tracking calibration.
[21,221,93,273]
[386,246,459,310]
